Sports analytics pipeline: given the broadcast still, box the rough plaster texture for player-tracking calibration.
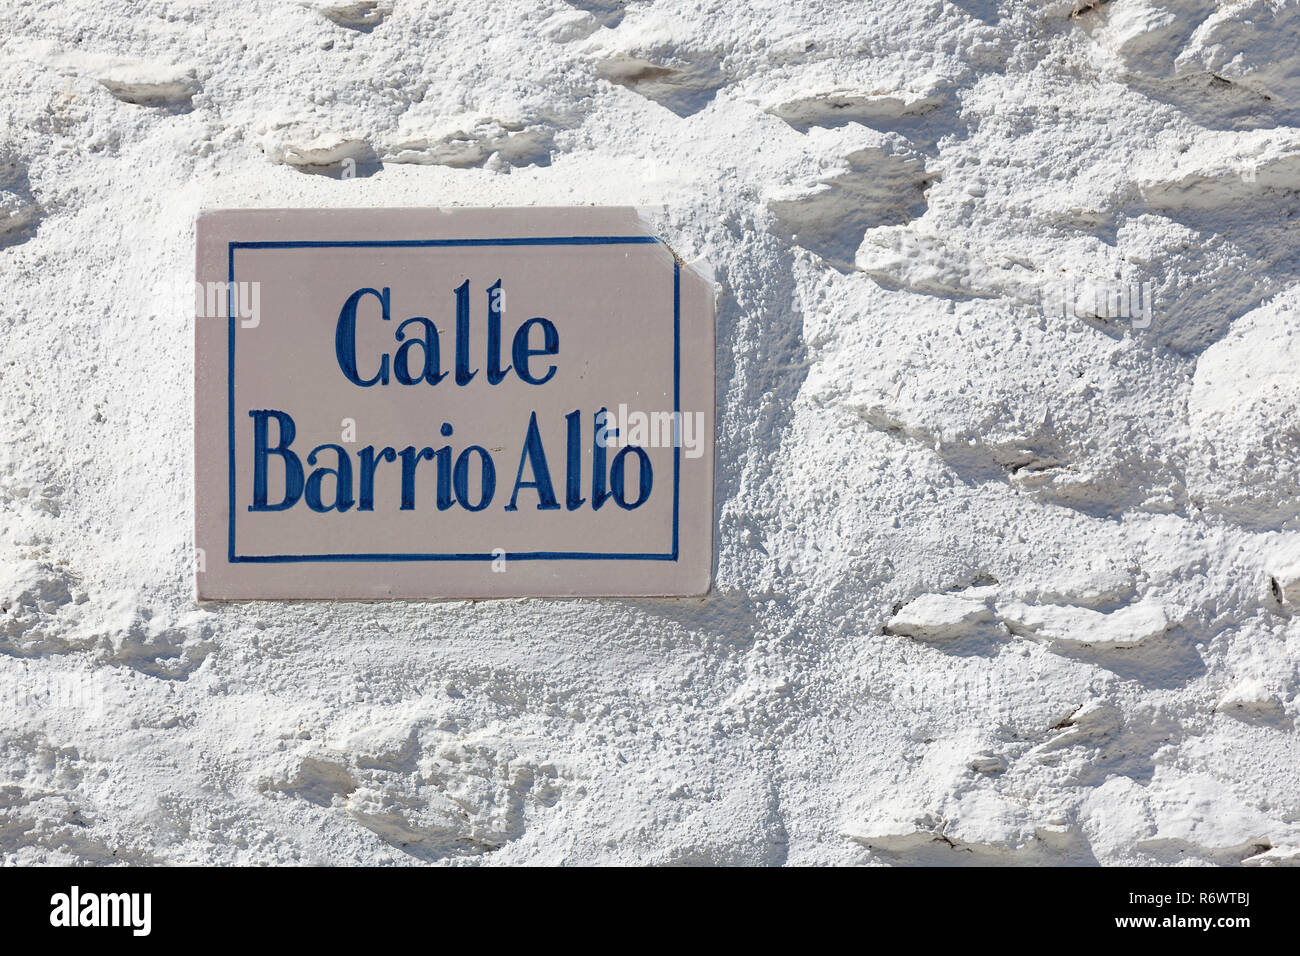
[2,0,1300,865]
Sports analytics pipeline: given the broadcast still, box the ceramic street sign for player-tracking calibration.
[194,208,714,599]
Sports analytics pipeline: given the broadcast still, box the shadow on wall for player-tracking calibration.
[849,827,1102,866]
[0,155,40,248]
[618,224,812,627]
[768,149,937,273]
[595,53,729,118]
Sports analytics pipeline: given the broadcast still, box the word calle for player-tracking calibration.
[335,281,558,388]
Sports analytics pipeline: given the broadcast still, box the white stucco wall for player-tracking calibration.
[2,0,1299,865]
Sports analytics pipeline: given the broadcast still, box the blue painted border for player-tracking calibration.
[227,236,680,563]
